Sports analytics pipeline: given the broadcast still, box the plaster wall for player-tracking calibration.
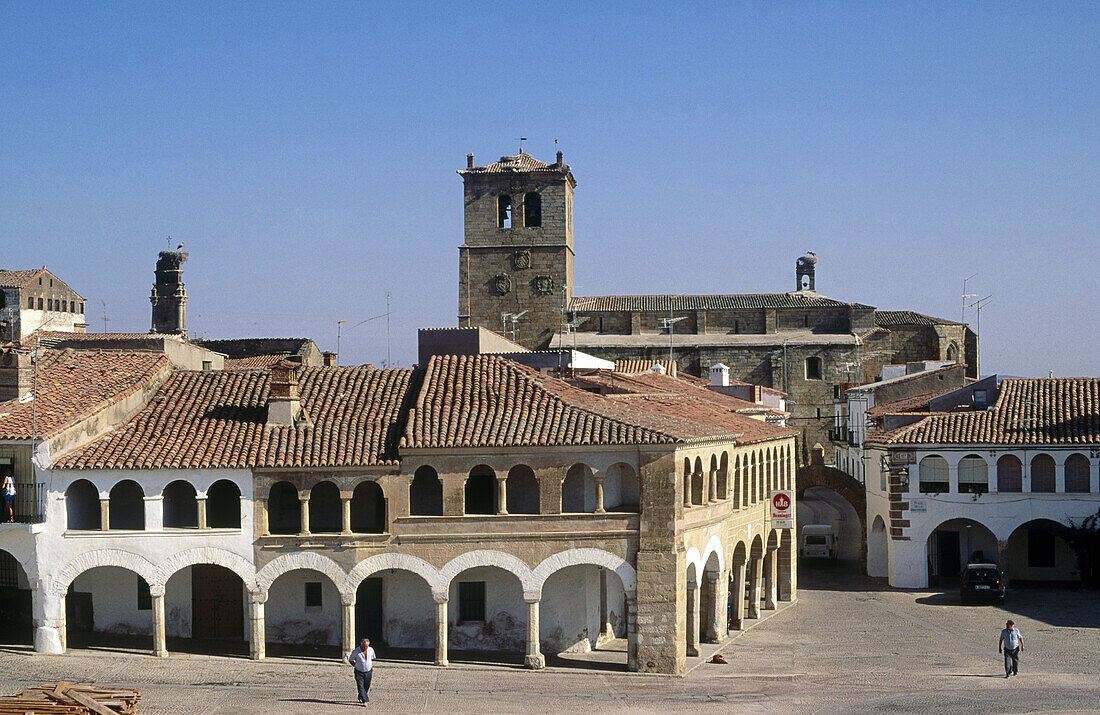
[447,566,525,652]
[379,570,435,648]
[266,569,342,646]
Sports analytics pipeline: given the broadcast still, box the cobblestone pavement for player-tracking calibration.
[3,567,1098,713]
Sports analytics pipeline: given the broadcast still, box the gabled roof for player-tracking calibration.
[0,350,169,440]
[867,378,1100,446]
[223,355,293,371]
[874,310,964,328]
[402,355,794,450]
[56,365,414,470]
[614,358,676,376]
[864,387,959,420]
[460,152,556,174]
[0,269,45,289]
[570,293,858,312]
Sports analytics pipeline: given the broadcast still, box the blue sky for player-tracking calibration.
[2,2,1097,376]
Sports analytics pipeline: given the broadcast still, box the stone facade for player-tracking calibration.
[0,268,87,344]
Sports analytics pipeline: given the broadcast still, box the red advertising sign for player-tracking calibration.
[770,490,794,529]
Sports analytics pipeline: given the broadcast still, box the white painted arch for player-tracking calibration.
[440,550,539,600]
[531,548,637,598]
[343,553,447,601]
[152,547,257,591]
[685,546,703,587]
[51,549,159,597]
[255,552,348,601]
[701,535,725,575]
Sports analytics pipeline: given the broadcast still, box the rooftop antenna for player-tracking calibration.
[99,299,109,333]
[385,291,392,368]
[501,310,528,343]
[962,273,978,323]
[339,301,393,367]
[515,136,528,153]
[966,294,993,336]
[334,320,347,366]
[659,298,687,368]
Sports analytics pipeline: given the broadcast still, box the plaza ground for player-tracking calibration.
[3,565,1098,713]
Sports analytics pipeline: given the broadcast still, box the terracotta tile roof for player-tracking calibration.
[613,358,676,376]
[0,350,170,440]
[571,293,854,312]
[867,378,1100,446]
[402,355,794,449]
[223,355,293,371]
[56,365,414,470]
[875,310,963,328]
[0,268,46,289]
[193,338,314,359]
[460,152,556,174]
[21,332,185,350]
[865,387,958,420]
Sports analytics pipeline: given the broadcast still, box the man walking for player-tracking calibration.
[348,637,376,705]
[998,619,1023,677]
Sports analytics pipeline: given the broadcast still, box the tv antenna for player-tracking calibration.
[335,297,393,367]
[962,273,978,323]
[659,298,687,366]
[501,310,528,343]
[966,294,993,336]
[100,299,109,333]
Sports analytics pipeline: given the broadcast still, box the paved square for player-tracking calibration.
[3,569,1098,713]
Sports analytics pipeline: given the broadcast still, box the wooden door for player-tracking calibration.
[192,565,244,640]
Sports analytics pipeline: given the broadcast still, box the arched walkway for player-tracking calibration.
[164,563,248,655]
[410,466,443,516]
[65,479,100,530]
[868,515,889,578]
[925,518,998,586]
[163,480,198,529]
[1005,519,1076,582]
[0,548,33,645]
[267,481,300,534]
[351,481,385,533]
[207,479,242,528]
[109,480,145,530]
[797,457,867,568]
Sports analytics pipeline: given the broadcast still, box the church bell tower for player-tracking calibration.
[150,250,188,336]
[457,150,576,349]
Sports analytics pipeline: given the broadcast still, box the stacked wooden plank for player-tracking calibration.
[0,682,141,714]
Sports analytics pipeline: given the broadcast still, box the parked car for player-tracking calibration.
[800,524,838,560]
[960,563,1005,604]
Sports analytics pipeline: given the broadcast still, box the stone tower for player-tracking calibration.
[795,252,818,292]
[457,150,576,349]
[150,251,188,336]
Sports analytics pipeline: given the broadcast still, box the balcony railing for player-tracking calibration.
[10,482,46,524]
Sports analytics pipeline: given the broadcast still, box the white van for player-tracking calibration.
[800,524,838,560]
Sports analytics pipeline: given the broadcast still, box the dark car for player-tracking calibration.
[960,563,1005,604]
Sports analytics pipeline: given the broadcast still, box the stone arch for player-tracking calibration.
[796,453,867,568]
[51,549,158,596]
[440,550,538,599]
[701,535,725,576]
[718,452,729,500]
[767,529,779,551]
[255,552,348,600]
[868,515,888,578]
[344,553,446,602]
[684,546,703,587]
[749,534,764,561]
[152,547,257,590]
[531,548,636,598]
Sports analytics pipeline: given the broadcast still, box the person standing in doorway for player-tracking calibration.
[998,619,1023,677]
[348,637,376,705]
[2,471,15,522]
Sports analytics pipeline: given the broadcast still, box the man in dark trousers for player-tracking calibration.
[348,637,376,705]
[998,619,1023,677]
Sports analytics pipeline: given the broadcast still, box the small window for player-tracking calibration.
[47,299,53,311]
[28,296,34,309]
[137,577,152,610]
[201,360,213,371]
[805,357,822,380]
[458,581,486,622]
[80,302,85,314]
[61,300,68,312]
[498,195,513,228]
[523,192,541,227]
[305,581,323,609]
[974,389,987,409]
[37,298,43,310]
[734,320,739,334]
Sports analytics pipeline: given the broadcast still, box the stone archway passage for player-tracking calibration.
[796,453,867,569]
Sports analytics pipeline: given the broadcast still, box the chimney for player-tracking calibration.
[150,251,188,336]
[467,153,474,169]
[322,351,337,367]
[709,363,730,387]
[267,359,301,427]
[556,150,563,167]
[0,351,33,402]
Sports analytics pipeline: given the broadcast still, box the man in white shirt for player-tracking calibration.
[348,637,376,705]
[998,619,1023,677]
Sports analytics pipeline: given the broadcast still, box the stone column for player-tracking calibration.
[299,494,310,536]
[702,571,723,643]
[151,586,168,657]
[730,560,747,629]
[683,474,691,508]
[997,539,1008,573]
[598,569,613,642]
[434,596,449,666]
[764,548,778,610]
[747,555,763,619]
[1055,463,1066,493]
[594,476,606,514]
[523,598,545,669]
[32,584,64,655]
[258,497,269,536]
[341,595,356,657]
[144,496,162,531]
[625,594,639,671]
[778,536,794,602]
[685,580,700,657]
[496,476,508,515]
[708,469,718,504]
[196,496,208,529]
[249,592,266,660]
[341,494,353,535]
[99,497,110,530]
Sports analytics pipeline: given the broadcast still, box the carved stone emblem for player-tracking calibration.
[533,274,555,295]
[493,273,512,295]
[513,250,531,270]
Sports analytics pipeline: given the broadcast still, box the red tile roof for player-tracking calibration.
[614,358,676,376]
[56,365,414,470]
[460,152,558,174]
[874,310,963,328]
[571,293,857,312]
[865,387,958,420]
[0,350,170,440]
[867,378,1100,446]
[223,355,291,370]
[402,355,794,449]
[0,268,46,289]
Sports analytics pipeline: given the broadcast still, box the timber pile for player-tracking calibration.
[0,682,141,714]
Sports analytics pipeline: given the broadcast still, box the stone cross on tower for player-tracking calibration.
[150,250,188,336]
